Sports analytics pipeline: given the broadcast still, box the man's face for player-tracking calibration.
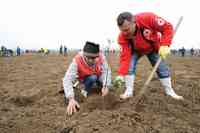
[119,19,136,39]
[83,54,98,66]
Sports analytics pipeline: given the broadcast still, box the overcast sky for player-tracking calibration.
[0,0,199,50]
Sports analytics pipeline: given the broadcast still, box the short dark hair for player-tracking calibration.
[117,12,133,26]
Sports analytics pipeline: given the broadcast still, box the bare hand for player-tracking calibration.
[102,87,109,97]
[67,98,80,115]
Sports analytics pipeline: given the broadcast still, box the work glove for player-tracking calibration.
[114,76,125,87]
[115,75,124,82]
[159,46,170,60]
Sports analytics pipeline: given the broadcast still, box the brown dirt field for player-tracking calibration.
[0,53,200,133]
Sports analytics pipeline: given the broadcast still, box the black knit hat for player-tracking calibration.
[83,41,99,56]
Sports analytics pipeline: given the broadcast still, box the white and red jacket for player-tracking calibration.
[117,12,174,75]
[63,52,111,98]
[74,53,103,81]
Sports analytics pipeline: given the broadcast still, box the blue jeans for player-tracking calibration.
[128,52,170,78]
[82,75,102,93]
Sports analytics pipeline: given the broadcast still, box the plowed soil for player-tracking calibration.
[0,52,200,133]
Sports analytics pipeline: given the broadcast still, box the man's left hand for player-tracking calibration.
[159,46,170,60]
[102,87,109,97]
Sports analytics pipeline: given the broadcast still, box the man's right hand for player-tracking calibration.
[114,75,125,87]
[67,98,80,115]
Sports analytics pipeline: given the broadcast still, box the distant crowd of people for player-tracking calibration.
[59,45,68,56]
[1,45,200,58]
[0,46,50,57]
[171,47,200,57]
[0,46,16,57]
[0,45,68,57]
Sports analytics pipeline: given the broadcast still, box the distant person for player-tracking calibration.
[17,46,21,56]
[44,48,49,55]
[179,47,186,57]
[199,49,200,56]
[64,45,67,56]
[1,46,4,52]
[40,48,44,53]
[63,41,111,115]
[104,47,109,58]
[190,48,194,56]
[1,46,6,56]
[171,49,177,56]
[115,12,183,100]
[60,45,63,55]
[0,46,4,56]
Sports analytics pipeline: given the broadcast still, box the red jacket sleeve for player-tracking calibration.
[117,33,132,75]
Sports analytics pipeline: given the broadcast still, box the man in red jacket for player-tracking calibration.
[116,12,183,100]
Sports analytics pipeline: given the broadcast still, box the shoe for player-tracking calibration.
[170,93,184,100]
[120,93,133,100]
[120,75,134,100]
[160,77,184,100]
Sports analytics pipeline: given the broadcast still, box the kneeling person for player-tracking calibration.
[63,41,111,115]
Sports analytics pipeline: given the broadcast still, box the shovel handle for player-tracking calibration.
[140,57,162,95]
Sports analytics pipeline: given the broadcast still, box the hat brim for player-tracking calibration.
[83,52,99,57]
